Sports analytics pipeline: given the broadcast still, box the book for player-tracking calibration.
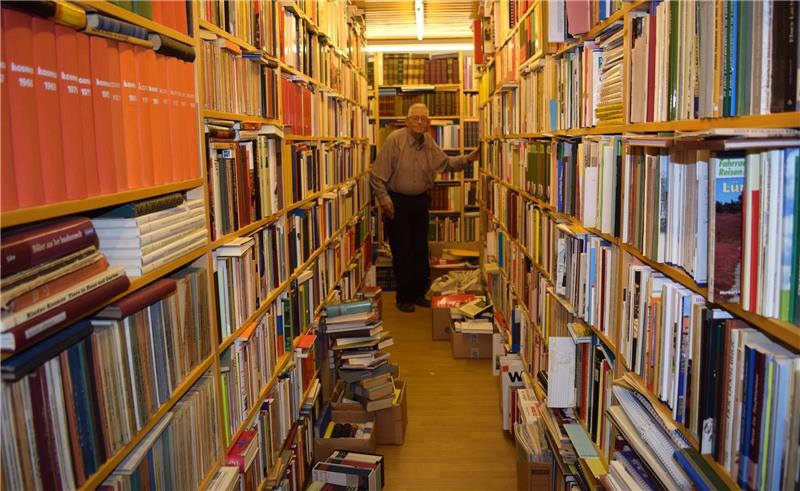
[458,298,493,318]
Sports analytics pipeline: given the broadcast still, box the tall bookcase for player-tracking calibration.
[0,1,372,489]
[368,50,481,243]
[477,1,800,490]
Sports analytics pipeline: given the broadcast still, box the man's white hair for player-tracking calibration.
[407,103,429,117]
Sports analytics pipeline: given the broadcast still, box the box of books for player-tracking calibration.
[428,243,481,282]
[450,317,494,359]
[311,451,385,491]
[375,379,408,445]
[313,408,377,463]
[431,294,480,341]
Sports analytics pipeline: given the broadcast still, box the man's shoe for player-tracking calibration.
[397,302,415,313]
[414,297,431,308]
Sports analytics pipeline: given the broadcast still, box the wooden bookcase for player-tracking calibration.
[477,1,800,490]
[0,1,372,489]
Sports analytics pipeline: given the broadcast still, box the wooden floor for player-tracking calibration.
[377,291,517,490]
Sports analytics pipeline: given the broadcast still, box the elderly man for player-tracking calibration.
[370,103,480,313]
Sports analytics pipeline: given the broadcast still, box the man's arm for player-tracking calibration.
[432,143,481,173]
[370,137,396,219]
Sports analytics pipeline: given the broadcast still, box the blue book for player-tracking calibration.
[729,0,739,116]
[324,299,373,318]
[738,345,755,487]
[768,359,791,490]
[1,320,93,382]
[587,241,596,325]
[674,449,712,491]
[780,149,797,320]
[557,154,564,212]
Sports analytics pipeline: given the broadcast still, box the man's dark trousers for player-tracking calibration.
[386,191,430,304]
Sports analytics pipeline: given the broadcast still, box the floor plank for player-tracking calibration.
[377,291,517,490]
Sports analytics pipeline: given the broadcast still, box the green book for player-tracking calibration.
[736,0,752,115]
[132,0,152,19]
[111,0,133,11]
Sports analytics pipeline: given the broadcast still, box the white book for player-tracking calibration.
[96,214,205,246]
[583,166,599,228]
[547,337,576,408]
[694,156,709,283]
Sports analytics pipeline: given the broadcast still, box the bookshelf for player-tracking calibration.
[0,1,372,489]
[369,50,482,243]
[477,1,800,490]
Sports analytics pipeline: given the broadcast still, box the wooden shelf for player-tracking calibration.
[378,83,462,90]
[429,210,462,214]
[483,112,800,140]
[203,109,281,126]
[76,0,194,45]
[1,178,205,229]
[78,353,216,490]
[378,115,460,120]
[198,19,258,52]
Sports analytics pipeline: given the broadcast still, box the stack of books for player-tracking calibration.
[92,192,207,277]
[1,217,130,354]
[310,451,384,491]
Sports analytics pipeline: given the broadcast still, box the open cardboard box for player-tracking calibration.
[313,406,377,463]
[374,379,407,445]
[515,435,551,491]
[431,294,480,341]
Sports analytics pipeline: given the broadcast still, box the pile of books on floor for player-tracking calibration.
[1,217,131,354]
[324,298,396,411]
[91,191,208,277]
[309,451,385,491]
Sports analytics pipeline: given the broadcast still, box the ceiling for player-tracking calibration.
[355,0,478,41]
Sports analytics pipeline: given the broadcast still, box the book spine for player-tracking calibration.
[1,218,98,276]
[2,275,130,353]
[96,278,176,320]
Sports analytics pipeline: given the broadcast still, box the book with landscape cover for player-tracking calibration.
[708,152,745,303]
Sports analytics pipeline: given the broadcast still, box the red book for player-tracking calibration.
[105,39,128,192]
[54,24,88,201]
[303,85,311,135]
[160,0,177,33]
[94,278,176,320]
[1,274,130,354]
[89,35,118,194]
[32,16,67,204]
[118,43,142,189]
[165,56,184,181]
[27,365,61,484]
[151,0,163,27]
[472,19,483,65]
[226,429,258,472]
[1,217,98,276]
[133,45,155,187]
[431,294,478,308]
[4,9,45,208]
[75,32,100,197]
[1,10,18,211]
[8,256,109,312]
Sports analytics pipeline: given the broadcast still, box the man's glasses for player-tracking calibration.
[407,115,430,123]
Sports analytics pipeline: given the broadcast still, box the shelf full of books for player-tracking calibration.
[0,1,373,490]
[370,50,482,244]
[477,1,800,490]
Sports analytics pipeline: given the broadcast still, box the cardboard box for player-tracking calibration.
[375,380,408,445]
[450,330,493,359]
[516,460,552,491]
[428,242,482,282]
[431,294,479,341]
[313,408,377,463]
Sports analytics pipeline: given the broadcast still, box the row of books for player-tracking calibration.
[107,0,189,35]
[199,32,279,119]
[377,88,460,117]
[378,52,459,85]
[430,185,464,212]
[1,261,211,489]
[310,451,385,491]
[462,54,478,90]
[101,373,220,490]
[1,8,199,211]
[464,93,479,118]
[482,85,520,137]
[463,121,480,148]
[430,124,460,149]
[428,216,464,243]
[197,0,280,56]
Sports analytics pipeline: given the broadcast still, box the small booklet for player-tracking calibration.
[458,298,493,318]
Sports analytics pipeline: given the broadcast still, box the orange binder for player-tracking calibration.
[54,24,88,201]
[133,45,155,187]
[174,1,188,34]
[32,16,67,204]
[4,9,45,208]
[160,0,177,33]
[1,10,18,211]
[75,32,100,197]
[105,39,128,191]
[118,43,142,189]
[145,50,168,185]
[89,35,117,194]
[151,0,163,28]
[183,60,200,179]
[165,55,184,181]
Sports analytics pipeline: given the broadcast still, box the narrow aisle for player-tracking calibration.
[377,291,516,490]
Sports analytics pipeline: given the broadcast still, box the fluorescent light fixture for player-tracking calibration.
[415,0,424,40]
[366,43,474,53]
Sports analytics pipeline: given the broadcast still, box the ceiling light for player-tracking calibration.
[415,0,424,40]
[366,43,475,53]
